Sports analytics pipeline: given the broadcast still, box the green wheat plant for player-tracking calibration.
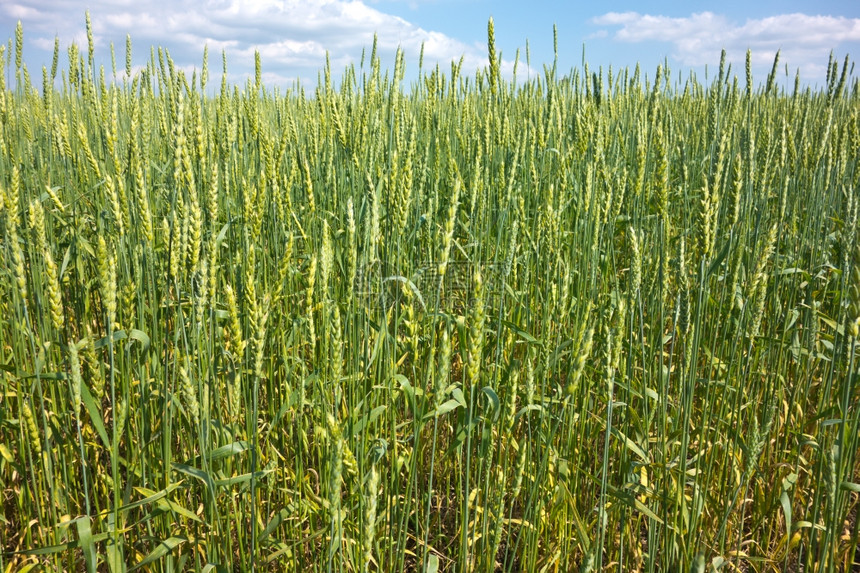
[0,14,858,573]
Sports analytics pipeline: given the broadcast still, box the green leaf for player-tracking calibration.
[840,481,860,493]
[501,320,540,344]
[481,386,500,423]
[369,319,387,366]
[157,497,202,523]
[382,275,426,310]
[271,400,291,433]
[81,382,111,449]
[394,374,415,402]
[136,487,202,523]
[451,387,467,408]
[216,221,232,245]
[631,497,664,525]
[369,438,388,464]
[793,520,826,531]
[183,441,251,467]
[425,398,462,419]
[444,423,472,457]
[259,508,289,543]
[20,371,67,381]
[354,404,387,435]
[105,514,123,573]
[172,462,216,492]
[611,427,650,463]
[18,532,111,556]
[706,239,731,277]
[548,339,574,369]
[779,490,792,535]
[776,267,810,277]
[128,329,151,352]
[122,483,184,513]
[514,404,542,421]
[368,404,387,427]
[34,345,46,378]
[559,481,590,553]
[210,440,251,463]
[93,330,128,349]
[214,469,272,488]
[605,484,664,525]
[59,243,73,281]
[75,516,98,573]
[129,536,187,571]
[425,554,439,573]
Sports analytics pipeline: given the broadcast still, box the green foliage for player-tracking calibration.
[0,18,858,573]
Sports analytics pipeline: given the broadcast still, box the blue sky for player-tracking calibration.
[1,0,859,91]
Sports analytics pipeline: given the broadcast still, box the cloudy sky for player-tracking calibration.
[1,0,859,91]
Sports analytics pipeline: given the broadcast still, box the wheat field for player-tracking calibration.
[0,16,859,572]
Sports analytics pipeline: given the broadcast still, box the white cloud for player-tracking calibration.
[2,0,512,89]
[592,11,860,83]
